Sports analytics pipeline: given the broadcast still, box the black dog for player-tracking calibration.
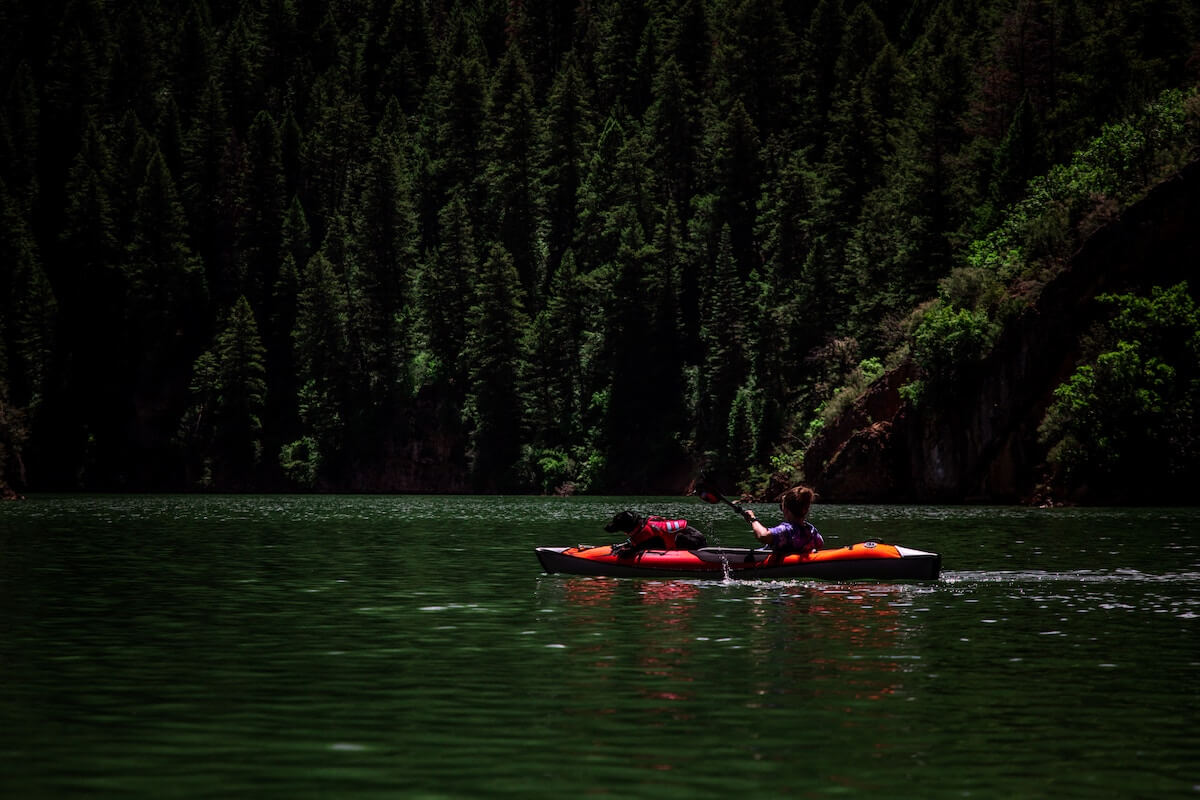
[604,511,707,554]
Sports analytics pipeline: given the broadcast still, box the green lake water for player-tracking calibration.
[1,495,1197,798]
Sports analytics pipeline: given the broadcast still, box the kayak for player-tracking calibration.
[535,540,942,581]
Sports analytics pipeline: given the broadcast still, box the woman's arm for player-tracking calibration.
[744,510,773,544]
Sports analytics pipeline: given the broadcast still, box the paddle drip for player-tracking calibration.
[693,484,740,581]
[719,552,733,582]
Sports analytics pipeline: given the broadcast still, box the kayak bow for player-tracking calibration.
[535,541,941,581]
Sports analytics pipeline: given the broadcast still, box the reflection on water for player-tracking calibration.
[1,496,1197,798]
[546,576,921,713]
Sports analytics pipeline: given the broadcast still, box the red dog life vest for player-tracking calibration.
[629,517,689,548]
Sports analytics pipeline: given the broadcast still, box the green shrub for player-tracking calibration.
[911,302,998,391]
[518,447,578,494]
[1039,284,1200,498]
[280,437,320,488]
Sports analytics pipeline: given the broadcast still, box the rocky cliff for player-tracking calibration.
[802,159,1200,503]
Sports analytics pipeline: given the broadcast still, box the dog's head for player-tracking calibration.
[604,510,642,533]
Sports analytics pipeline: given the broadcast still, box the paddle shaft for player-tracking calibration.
[695,483,753,522]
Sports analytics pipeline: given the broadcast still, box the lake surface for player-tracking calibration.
[1,495,1197,798]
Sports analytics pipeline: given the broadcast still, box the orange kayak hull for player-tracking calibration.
[535,541,941,581]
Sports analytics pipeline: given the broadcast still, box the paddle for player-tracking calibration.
[693,481,753,522]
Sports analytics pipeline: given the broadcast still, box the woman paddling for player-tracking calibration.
[744,485,824,553]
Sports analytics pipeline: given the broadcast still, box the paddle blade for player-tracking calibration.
[694,482,752,521]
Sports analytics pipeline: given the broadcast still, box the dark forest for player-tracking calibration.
[1,0,1198,500]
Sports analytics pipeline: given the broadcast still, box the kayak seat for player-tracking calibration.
[692,547,770,565]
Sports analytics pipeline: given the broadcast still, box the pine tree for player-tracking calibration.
[696,97,762,275]
[697,225,748,465]
[291,251,349,482]
[180,348,218,487]
[280,194,312,272]
[598,201,691,488]
[154,95,187,191]
[659,0,712,97]
[573,115,649,277]
[508,0,577,99]
[642,56,701,214]
[42,0,113,143]
[53,117,126,484]
[342,105,421,467]
[279,107,305,198]
[172,0,215,119]
[212,296,268,488]
[755,146,836,417]
[726,378,760,480]
[181,76,231,271]
[483,42,544,307]
[981,93,1041,232]
[375,0,435,115]
[110,0,170,127]
[420,17,488,231]
[265,245,302,462]
[523,248,586,452]
[59,118,120,278]
[302,65,369,224]
[538,50,596,289]
[240,111,287,310]
[824,3,893,217]
[182,294,268,489]
[463,242,529,490]
[0,333,29,496]
[417,193,475,391]
[258,0,302,106]
[220,3,267,133]
[594,208,657,488]
[713,0,800,137]
[845,3,976,343]
[266,195,310,443]
[111,111,155,245]
[796,0,847,156]
[126,147,208,363]
[0,62,41,213]
[0,180,56,418]
[593,0,648,113]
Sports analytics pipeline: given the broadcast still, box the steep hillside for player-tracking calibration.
[803,158,1200,503]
